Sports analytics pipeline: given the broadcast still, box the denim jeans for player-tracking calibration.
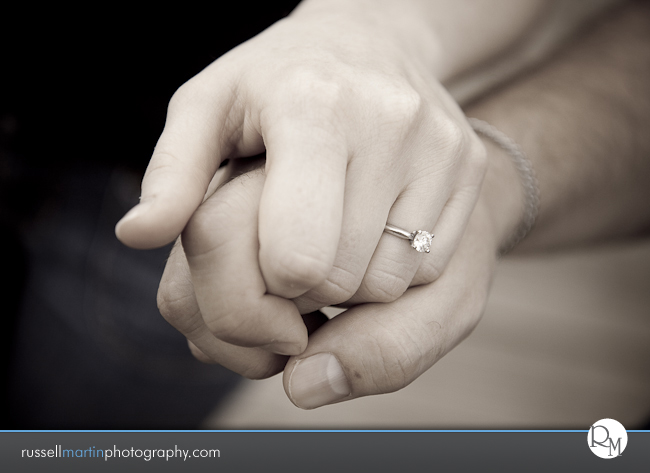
[8,165,240,428]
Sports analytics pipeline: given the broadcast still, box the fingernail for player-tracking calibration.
[288,353,350,409]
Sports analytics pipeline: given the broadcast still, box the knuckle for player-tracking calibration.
[420,106,463,152]
[361,80,423,148]
[362,267,411,303]
[378,83,423,126]
[270,247,332,290]
[157,279,197,328]
[435,116,466,157]
[300,263,361,306]
[286,68,345,108]
[275,69,347,130]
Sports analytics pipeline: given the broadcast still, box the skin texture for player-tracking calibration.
[115,1,547,357]
[474,2,650,251]
[121,1,650,409]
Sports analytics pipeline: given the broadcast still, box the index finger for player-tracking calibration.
[115,74,264,249]
[182,167,308,354]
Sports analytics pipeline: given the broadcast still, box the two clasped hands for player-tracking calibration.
[115,1,543,409]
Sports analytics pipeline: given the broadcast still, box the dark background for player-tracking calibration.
[0,2,300,429]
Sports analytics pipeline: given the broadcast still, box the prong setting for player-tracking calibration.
[410,230,433,253]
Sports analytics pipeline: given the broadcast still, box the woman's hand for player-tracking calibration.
[156,154,512,407]
[116,11,487,355]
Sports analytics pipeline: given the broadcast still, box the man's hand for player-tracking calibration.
[117,10,488,355]
[157,160,509,407]
[157,0,650,409]
[112,0,650,410]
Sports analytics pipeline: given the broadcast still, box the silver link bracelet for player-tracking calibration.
[468,117,540,255]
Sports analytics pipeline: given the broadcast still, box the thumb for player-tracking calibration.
[115,77,263,249]
[282,219,496,409]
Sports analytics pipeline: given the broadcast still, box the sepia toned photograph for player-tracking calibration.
[2,0,649,435]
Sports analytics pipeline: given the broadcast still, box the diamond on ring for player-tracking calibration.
[411,230,433,253]
[383,224,434,253]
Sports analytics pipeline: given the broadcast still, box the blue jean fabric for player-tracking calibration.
[8,165,240,428]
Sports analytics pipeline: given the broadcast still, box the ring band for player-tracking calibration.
[384,224,434,253]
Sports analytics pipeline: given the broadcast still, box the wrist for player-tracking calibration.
[475,129,528,257]
[289,0,443,76]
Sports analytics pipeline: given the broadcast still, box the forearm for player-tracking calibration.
[290,0,550,81]
[469,0,650,252]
